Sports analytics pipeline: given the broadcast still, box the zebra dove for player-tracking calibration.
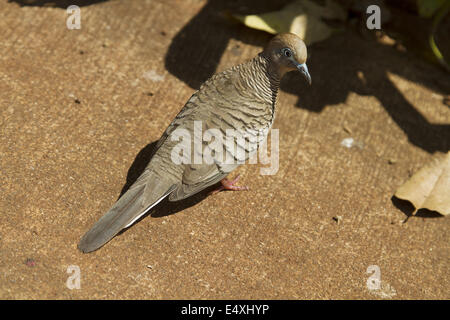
[78,33,311,252]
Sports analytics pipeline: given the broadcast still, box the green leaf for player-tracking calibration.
[233,0,347,45]
[417,0,447,18]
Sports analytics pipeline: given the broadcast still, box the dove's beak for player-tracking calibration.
[297,63,311,85]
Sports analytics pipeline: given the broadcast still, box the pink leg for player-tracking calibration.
[209,174,249,195]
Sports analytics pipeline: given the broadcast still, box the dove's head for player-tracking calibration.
[264,33,311,84]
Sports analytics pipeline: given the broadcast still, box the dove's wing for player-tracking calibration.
[169,162,239,201]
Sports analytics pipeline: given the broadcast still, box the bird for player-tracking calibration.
[78,33,311,253]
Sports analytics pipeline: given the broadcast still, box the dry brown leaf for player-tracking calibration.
[233,0,347,45]
[395,152,450,216]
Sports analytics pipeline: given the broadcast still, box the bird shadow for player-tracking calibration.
[164,0,450,153]
[117,140,219,225]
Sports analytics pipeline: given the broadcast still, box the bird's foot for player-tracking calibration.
[209,174,249,195]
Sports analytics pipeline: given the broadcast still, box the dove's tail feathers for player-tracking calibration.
[78,178,176,253]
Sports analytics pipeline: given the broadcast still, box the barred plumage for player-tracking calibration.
[78,33,310,252]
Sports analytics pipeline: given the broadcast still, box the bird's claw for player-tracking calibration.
[209,174,249,195]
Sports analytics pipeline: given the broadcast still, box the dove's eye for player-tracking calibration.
[282,48,292,57]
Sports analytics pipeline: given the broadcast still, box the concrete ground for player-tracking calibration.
[0,0,449,299]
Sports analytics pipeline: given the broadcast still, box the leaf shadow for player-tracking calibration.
[164,0,450,154]
[164,0,290,89]
[280,31,450,153]
[391,196,443,219]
